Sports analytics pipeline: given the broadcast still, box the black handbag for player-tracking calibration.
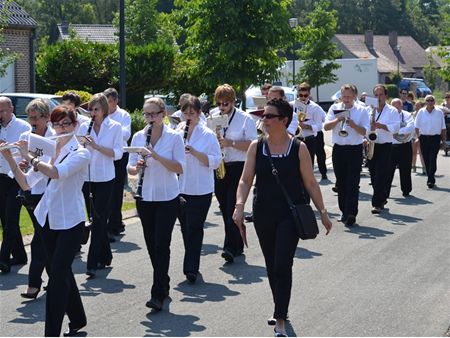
[264,139,319,240]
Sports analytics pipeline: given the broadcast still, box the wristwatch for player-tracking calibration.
[319,208,327,215]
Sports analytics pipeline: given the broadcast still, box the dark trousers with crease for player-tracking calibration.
[83,180,114,270]
[136,197,178,301]
[41,221,86,337]
[253,211,299,320]
[315,131,327,176]
[332,144,363,217]
[179,193,212,276]
[25,200,50,289]
[419,135,441,185]
[214,162,244,256]
[368,143,392,208]
[108,153,129,233]
[386,142,412,198]
[0,175,26,266]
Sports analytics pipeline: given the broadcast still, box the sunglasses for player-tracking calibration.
[445,96,450,99]
[262,113,282,120]
[298,94,309,98]
[426,99,435,102]
[52,120,73,129]
[217,102,230,107]
[142,111,163,118]
[88,107,101,112]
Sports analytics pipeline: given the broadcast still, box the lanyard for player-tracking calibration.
[376,106,384,122]
[223,109,236,138]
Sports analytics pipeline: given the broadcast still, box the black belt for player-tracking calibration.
[224,161,244,167]
[420,134,440,138]
[298,135,315,141]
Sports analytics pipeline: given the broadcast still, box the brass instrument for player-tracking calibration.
[294,106,308,138]
[333,109,349,137]
[134,123,153,200]
[215,125,226,180]
[367,107,377,160]
[393,113,409,143]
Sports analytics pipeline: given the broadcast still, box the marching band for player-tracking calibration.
[0,80,448,337]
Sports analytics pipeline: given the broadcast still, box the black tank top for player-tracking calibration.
[253,137,306,220]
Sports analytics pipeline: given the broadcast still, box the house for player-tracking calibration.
[57,23,117,44]
[333,31,437,84]
[0,0,37,92]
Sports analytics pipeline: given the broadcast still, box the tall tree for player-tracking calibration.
[173,0,294,101]
[296,0,342,101]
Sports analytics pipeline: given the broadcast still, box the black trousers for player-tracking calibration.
[42,221,86,337]
[368,143,392,208]
[315,131,327,176]
[83,180,114,270]
[136,197,178,301]
[419,135,441,185]
[25,199,50,289]
[253,212,299,320]
[179,193,212,276]
[332,144,363,217]
[386,142,412,198]
[108,153,129,233]
[299,135,316,165]
[214,161,244,256]
[0,175,26,266]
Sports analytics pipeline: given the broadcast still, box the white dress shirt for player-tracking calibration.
[109,106,131,145]
[369,103,400,143]
[78,116,123,182]
[209,107,257,162]
[326,102,370,145]
[414,107,446,135]
[290,100,325,137]
[75,112,90,134]
[0,115,32,174]
[177,122,222,195]
[19,126,56,194]
[24,136,91,229]
[393,111,415,144]
[128,124,185,202]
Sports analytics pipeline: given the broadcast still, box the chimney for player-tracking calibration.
[389,31,398,48]
[364,30,373,48]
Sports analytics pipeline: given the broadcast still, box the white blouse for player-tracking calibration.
[24,136,91,230]
[414,107,446,136]
[128,124,185,202]
[177,121,222,195]
[109,106,132,146]
[78,116,123,182]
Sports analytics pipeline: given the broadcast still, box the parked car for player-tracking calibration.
[398,78,432,98]
[2,93,62,119]
[243,85,296,112]
[144,93,177,114]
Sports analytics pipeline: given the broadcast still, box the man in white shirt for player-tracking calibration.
[386,99,415,198]
[104,88,131,238]
[368,85,401,214]
[324,84,370,226]
[414,95,446,188]
[211,84,257,263]
[61,92,89,133]
[0,96,32,273]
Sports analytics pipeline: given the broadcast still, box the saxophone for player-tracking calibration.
[215,125,226,180]
[367,107,377,160]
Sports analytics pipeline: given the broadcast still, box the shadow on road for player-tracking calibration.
[286,320,298,337]
[344,224,394,239]
[79,273,136,298]
[376,210,422,225]
[0,270,28,291]
[203,221,219,229]
[141,310,206,336]
[295,247,322,259]
[391,195,431,205]
[10,297,45,325]
[111,240,141,254]
[200,243,220,256]
[219,256,266,285]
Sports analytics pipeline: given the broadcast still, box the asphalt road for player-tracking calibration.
[1,150,449,337]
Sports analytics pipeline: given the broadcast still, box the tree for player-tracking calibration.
[0,0,18,77]
[296,0,342,101]
[173,0,294,102]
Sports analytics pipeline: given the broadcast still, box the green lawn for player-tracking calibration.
[0,200,136,241]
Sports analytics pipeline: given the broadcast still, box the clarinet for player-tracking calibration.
[183,119,191,148]
[85,118,94,146]
[134,122,153,200]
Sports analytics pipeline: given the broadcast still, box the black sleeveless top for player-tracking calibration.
[253,137,306,220]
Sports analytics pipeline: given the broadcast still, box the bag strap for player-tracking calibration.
[264,138,296,210]
[46,149,74,187]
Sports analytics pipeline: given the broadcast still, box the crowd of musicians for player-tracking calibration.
[0,83,447,337]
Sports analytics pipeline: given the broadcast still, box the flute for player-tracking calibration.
[134,122,153,200]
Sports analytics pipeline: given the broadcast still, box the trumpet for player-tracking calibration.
[393,117,409,143]
[336,110,349,137]
[215,125,226,180]
[134,122,153,200]
[294,110,308,138]
[367,107,377,160]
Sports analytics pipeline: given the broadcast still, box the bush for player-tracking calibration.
[130,109,146,136]
[55,90,93,104]
[385,84,399,99]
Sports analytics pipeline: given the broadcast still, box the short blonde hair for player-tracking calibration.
[214,84,236,104]
[26,98,50,118]
[144,97,166,113]
[88,93,109,117]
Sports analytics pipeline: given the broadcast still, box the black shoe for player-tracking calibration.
[371,207,381,214]
[63,324,86,337]
[321,174,328,181]
[86,269,96,278]
[0,261,10,273]
[221,250,234,263]
[146,297,163,311]
[274,328,288,337]
[96,263,106,269]
[244,213,254,222]
[345,215,356,226]
[339,215,347,222]
[427,182,435,189]
[186,272,197,284]
[268,317,276,326]
[402,192,410,197]
[20,288,40,299]
[332,186,338,193]
[10,257,27,266]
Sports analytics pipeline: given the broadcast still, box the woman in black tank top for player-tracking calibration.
[233,99,332,337]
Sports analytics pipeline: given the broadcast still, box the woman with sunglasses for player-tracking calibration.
[78,93,123,278]
[0,105,90,336]
[176,95,221,283]
[210,84,257,264]
[233,98,332,337]
[127,97,185,311]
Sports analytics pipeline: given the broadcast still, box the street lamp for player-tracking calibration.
[395,45,401,75]
[289,17,298,86]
